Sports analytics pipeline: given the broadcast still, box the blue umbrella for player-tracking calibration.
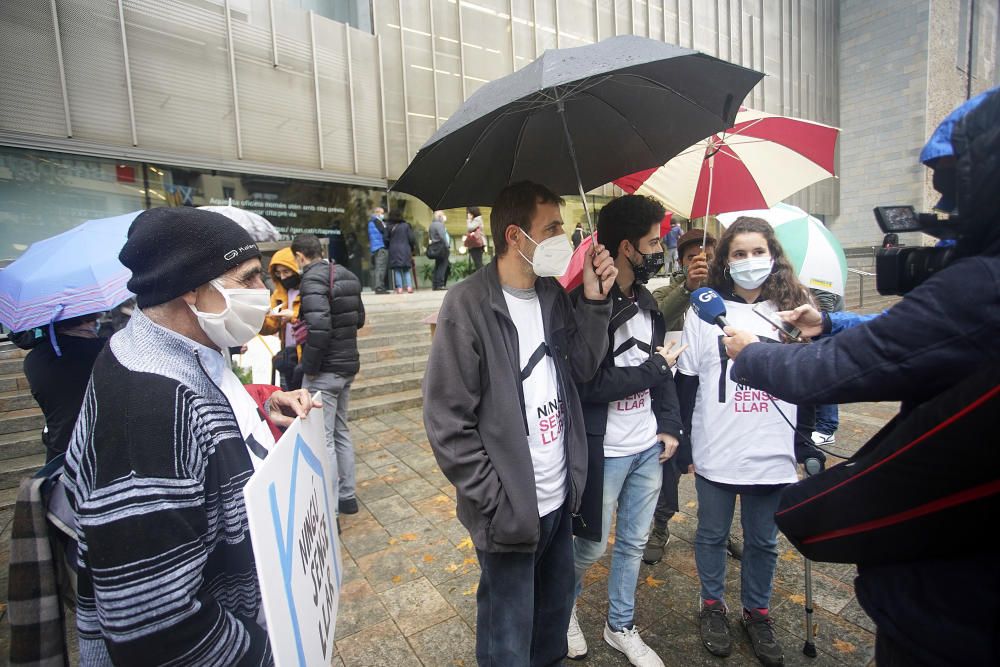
[0,211,142,337]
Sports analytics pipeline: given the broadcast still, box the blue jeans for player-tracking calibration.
[814,403,839,435]
[393,268,413,289]
[475,505,574,667]
[694,475,782,611]
[574,443,663,630]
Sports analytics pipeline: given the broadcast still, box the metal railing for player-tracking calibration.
[847,267,876,308]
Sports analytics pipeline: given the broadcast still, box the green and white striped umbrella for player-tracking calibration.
[717,203,848,296]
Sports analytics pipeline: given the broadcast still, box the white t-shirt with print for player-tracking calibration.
[604,309,659,457]
[503,288,567,517]
[677,299,798,486]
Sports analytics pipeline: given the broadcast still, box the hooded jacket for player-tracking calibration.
[298,259,365,377]
[423,261,611,553]
[731,89,1000,667]
[261,247,301,349]
[572,281,682,542]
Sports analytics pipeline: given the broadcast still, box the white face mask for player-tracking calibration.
[189,279,270,349]
[729,257,774,290]
[518,231,574,277]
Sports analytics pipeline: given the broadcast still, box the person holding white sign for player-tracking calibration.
[62,207,318,666]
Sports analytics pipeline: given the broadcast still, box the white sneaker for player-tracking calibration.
[566,605,588,659]
[812,431,836,446]
[603,623,665,667]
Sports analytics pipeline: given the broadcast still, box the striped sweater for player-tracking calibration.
[63,309,272,666]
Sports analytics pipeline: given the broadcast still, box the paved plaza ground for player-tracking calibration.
[0,384,898,666]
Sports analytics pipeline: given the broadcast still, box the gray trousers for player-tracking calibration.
[304,371,356,501]
[372,248,388,291]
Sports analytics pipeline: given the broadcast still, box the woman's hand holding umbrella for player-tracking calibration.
[581,241,617,299]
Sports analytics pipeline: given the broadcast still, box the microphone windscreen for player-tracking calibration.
[690,287,728,326]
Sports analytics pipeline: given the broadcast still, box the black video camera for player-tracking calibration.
[873,206,960,296]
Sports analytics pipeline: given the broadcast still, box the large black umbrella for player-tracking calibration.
[391,35,763,216]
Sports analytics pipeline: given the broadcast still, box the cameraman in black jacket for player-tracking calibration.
[721,91,1000,665]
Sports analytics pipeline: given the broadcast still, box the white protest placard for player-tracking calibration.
[244,396,342,667]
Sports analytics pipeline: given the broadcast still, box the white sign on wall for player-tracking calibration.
[244,397,342,666]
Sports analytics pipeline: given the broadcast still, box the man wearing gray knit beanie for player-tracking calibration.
[62,206,319,665]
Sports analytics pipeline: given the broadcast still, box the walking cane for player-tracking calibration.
[802,457,823,658]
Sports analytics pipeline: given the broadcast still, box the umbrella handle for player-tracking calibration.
[557,100,603,295]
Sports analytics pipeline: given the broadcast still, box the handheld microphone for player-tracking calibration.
[690,287,730,331]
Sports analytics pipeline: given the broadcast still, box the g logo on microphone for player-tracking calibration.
[698,291,715,303]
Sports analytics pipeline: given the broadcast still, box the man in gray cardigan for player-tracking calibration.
[424,181,617,666]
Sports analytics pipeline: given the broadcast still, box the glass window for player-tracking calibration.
[0,147,145,262]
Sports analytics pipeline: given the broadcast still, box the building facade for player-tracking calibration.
[0,0,996,269]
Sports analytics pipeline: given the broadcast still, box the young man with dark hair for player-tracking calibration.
[292,233,366,515]
[567,195,683,666]
[424,181,617,665]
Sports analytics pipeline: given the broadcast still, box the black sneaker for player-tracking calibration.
[642,523,671,564]
[727,536,743,560]
[742,608,784,667]
[339,497,359,514]
[699,600,732,657]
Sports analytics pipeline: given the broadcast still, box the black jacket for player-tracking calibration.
[731,92,1000,667]
[572,282,682,541]
[387,219,416,269]
[23,335,106,460]
[298,259,365,377]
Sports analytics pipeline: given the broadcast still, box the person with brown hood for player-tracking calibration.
[262,247,304,390]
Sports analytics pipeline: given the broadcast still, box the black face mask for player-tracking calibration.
[630,248,666,284]
[280,274,301,290]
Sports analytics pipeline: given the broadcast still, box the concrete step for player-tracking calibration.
[359,341,432,365]
[0,429,43,461]
[0,408,45,436]
[0,390,36,413]
[0,452,46,490]
[0,358,24,376]
[348,388,423,421]
[355,357,428,381]
[357,317,437,338]
[352,371,423,401]
[0,346,27,361]
[357,331,431,351]
[0,373,31,393]
[0,485,19,511]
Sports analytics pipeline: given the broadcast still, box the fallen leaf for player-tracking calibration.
[644,575,665,588]
[423,554,436,562]
[462,583,479,596]
[400,533,418,542]
[788,594,806,604]
[685,501,697,508]
[409,567,418,574]
[832,639,856,654]
[457,537,475,550]
[462,556,477,567]
[607,535,616,544]
[452,660,465,666]
[780,550,801,562]
[434,494,451,504]
[446,563,459,572]
[388,538,399,545]
[392,575,402,584]
[673,514,687,523]
[382,476,397,484]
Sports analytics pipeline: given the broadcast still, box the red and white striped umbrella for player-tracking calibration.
[614,108,839,219]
